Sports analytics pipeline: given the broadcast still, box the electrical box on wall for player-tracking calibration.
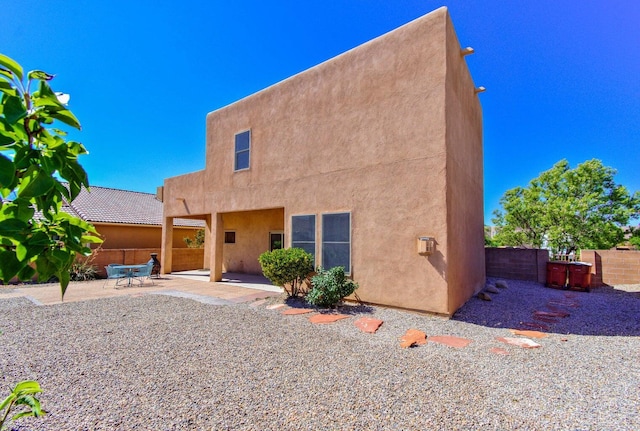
[417,236,436,255]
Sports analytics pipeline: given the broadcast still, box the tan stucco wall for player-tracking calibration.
[96,224,199,249]
[161,7,483,315]
[444,13,486,313]
[222,209,284,274]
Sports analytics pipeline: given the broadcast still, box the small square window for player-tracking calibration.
[234,130,250,171]
[224,231,236,244]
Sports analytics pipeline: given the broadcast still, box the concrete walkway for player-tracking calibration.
[0,272,283,306]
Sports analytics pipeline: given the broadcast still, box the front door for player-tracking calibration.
[270,231,284,251]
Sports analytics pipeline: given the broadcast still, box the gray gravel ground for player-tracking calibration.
[0,279,639,430]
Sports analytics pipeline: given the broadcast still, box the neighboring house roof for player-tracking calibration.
[62,185,204,228]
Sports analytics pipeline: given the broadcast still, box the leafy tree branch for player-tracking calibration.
[0,53,102,298]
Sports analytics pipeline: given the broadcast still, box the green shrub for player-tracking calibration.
[258,248,313,297]
[184,229,205,248]
[307,266,358,308]
[69,260,98,281]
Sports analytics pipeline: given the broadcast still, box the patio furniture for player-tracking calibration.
[104,262,154,288]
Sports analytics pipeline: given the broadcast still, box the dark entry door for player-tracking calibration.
[270,232,284,251]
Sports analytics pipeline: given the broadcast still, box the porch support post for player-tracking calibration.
[203,214,212,270]
[161,216,173,274]
[209,212,223,282]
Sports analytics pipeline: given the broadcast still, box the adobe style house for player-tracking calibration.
[160,7,485,315]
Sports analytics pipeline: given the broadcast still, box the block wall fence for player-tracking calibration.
[580,250,640,286]
[486,247,640,287]
[485,248,549,283]
[83,248,205,278]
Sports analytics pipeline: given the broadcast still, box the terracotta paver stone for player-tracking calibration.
[496,336,542,349]
[308,314,350,324]
[282,308,314,315]
[533,315,559,324]
[354,317,384,333]
[266,304,287,310]
[428,335,472,348]
[534,310,570,319]
[490,347,510,355]
[400,329,427,348]
[509,329,548,339]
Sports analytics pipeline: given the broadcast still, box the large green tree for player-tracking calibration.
[0,53,102,298]
[492,159,640,254]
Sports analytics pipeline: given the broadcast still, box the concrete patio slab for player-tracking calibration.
[1,272,282,306]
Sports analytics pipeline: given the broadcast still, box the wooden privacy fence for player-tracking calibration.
[84,248,205,278]
[485,247,640,287]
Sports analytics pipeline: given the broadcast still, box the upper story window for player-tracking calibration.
[234,130,251,171]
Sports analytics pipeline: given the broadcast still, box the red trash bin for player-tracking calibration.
[567,262,592,292]
[546,261,568,289]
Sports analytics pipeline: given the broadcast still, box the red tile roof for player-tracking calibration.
[62,185,204,228]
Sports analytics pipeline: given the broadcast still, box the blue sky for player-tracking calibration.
[3,1,639,223]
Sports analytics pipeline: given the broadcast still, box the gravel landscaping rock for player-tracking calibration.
[0,279,638,430]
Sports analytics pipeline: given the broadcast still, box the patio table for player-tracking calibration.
[110,264,149,287]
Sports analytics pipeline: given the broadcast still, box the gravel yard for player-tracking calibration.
[0,280,638,430]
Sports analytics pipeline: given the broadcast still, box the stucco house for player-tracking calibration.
[63,185,203,249]
[160,7,485,315]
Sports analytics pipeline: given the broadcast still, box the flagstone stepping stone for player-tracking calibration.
[428,335,472,348]
[249,299,268,307]
[354,317,384,333]
[496,336,542,349]
[509,329,548,339]
[490,347,510,355]
[400,329,427,348]
[533,315,559,324]
[282,308,314,315]
[518,321,550,331]
[534,310,569,318]
[309,313,350,324]
[266,304,286,310]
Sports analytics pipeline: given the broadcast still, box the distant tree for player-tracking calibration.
[492,159,640,255]
[628,226,640,249]
[184,228,205,248]
[0,53,101,298]
[484,225,499,247]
